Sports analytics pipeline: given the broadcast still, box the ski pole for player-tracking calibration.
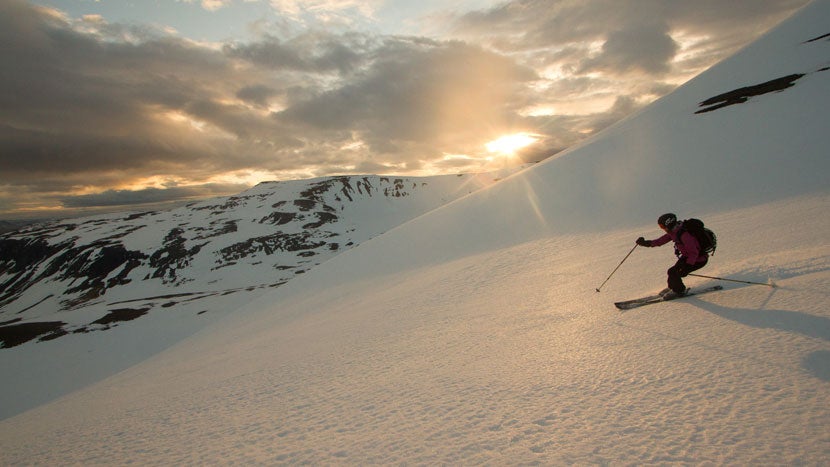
[596,244,638,292]
[688,273,777,288]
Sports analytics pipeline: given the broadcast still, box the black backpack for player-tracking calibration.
[678,218,717,255]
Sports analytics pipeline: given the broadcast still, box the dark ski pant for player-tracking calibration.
[667,257,707,294]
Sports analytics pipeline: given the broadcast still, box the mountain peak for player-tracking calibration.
[0,172,513,353]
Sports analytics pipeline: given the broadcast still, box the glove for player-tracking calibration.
[636,237,651,247]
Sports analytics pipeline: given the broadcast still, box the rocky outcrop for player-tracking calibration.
[0,173,499,345]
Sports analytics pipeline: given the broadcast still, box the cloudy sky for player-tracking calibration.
[0,0,810,219]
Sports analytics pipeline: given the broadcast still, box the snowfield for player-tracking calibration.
[0,172,516,420]
[1,0,828,464]
[1,195,827,464]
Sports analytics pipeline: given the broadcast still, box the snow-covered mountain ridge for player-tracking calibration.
[0,173,509,347]
[0,1,828,464]
[0,172,516,419]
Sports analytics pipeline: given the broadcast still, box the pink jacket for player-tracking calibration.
[649,223,707,265]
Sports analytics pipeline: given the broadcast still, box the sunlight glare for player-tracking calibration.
[485,133,538,156]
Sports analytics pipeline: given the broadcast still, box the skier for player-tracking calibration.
[636,213,708,298]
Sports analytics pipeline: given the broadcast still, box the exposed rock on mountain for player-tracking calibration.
[0,173,512,347]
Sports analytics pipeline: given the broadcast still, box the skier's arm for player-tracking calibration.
[639,233,671,247]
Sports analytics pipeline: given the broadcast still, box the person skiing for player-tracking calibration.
[636,213,708,298]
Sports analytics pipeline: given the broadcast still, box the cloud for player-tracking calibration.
[61,184,248,208]
[236,84,279,108]
[579,23,679,75]
[268,0,382,26]
[201,0,232,12]
[454,0,808,48]
[452,0,810,80]
[0,2,282,177]
[447,0,810,144]
[0,0,811,218]
[0,1,457,220]
[277,38,537,145]
[176,0,232,12]
[223,33,367,74]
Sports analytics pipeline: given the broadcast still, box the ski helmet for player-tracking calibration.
[658,213,677,229]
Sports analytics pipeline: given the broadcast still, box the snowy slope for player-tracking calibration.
[1,1,829,464]
[0,172,514,419]
[0,174,505,318]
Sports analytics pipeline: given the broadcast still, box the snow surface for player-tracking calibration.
[0,172,519,420]
[1,1,829,464]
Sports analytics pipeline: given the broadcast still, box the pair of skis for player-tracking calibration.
[614,285,723,310]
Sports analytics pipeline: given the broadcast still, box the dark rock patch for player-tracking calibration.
[92,307,149,326]
[0,236,146,310]
[0,321,66,348]
[219,233,326,262]
[293,199,316,211]
[0,238,68,307]
[303,212,338,229]
[111,292,198,304]
[696,74,805,114]
[148,228,205,284]
[0,237,66,275]
[195,220,237,240]
[382,178,408,197]
[124,212,156,221]
[58,244,148,307]
[260,212,296,225]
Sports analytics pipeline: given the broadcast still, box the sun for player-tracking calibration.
[485,132,538,156]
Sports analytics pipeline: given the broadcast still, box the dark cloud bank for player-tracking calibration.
[0,0,809,217]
